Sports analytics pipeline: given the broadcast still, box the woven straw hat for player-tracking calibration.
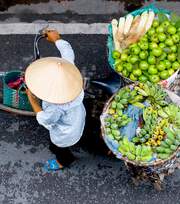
[25,57,83,104]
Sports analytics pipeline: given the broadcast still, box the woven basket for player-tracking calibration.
[3,71,32,111]
[107,4,171,84]
[101,84,180,171]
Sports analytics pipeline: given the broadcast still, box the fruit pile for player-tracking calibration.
[103,82,180,164]
[111,11,180,83]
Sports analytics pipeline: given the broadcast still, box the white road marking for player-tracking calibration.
[0,23,109,34]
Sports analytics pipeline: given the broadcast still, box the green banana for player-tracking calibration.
[158,109,168,118]
[132,102,145,109]
[158,153,170,160]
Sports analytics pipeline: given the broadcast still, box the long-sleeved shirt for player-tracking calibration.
[36,39,86,147]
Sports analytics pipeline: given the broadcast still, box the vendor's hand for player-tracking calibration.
[45,30,60,43]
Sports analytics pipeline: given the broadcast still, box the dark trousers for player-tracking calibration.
[49,141,76,167]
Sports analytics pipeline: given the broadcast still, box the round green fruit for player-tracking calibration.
[133,69,142,77]
[161,20,170,28]
[139,75,148,82]
[168,69,174,76]
[139,51,147,59]
[156,26,164,33]
[115,64,123,72]
[139,61,149,70]
[158,33,166,42]
[152,19,159,28]
[170,45,177,53]
[148,55,156,65]
[129,73,138,81]
[172,34,180,43]
[165,38,174,46]
[121,53,128,61]
[112,50,121,59]
[164,60,171,69]
[157,61,166,71]
[159,70,169,79]
[129,55,139,64]
[149,75,160,83]
[172,61,180,70]
[148,66,158,75]
[149,42,158,50]
[124,63,133,72]
[131,46,141,55]
[168,53,176,62]
[152,47,162,57]
[167,25,177,35]
[159,43,165,49]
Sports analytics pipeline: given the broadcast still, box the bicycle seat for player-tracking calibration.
[91,71,123,95]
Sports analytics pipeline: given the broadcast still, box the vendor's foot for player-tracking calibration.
[44,159,63,172]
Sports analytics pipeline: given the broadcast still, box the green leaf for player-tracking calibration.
[158,12,169,23]
[178,44,180,63]
[171,12,180,23]
[170,12,180,28]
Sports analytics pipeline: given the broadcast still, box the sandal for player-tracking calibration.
[43,159,63,172]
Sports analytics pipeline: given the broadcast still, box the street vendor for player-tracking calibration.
[25,30,86,171]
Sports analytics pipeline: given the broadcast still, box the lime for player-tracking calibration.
[157,61,166,71]
[124,63,133,72]
[139,61,149,70]
[131,46,141,55]
[152,19,159,28]
[158,33,166,42]
[167,25,177,35]
[156,26,164,33]
[112,50,121,59]
[148,55,156,65]
[129,55,139,64]
[139,75,148,82]
[165,38,174,46]
[168,69,174,76]
[168,53,176,62]
[122,69,129,77]
[159,70,169,80]
[121,53,128,61]
[148,66,158,75]
[172,61,180,70]
[139,51,148,60]
[130,73,138,81]
[149,42,158,50]
[159,43,165,49]
[170,45,177,53]
[149,75,160,83]
[115,64,123,72]
[172,34,180,43]
[152,47,162,57]
[164,60,171,69]
[159,52,167,60]
[133,69,142,77]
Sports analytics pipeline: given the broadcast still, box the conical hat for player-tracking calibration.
[25,57,83,104]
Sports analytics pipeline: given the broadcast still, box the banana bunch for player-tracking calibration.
[146,119,169,147]
[135,107,158,144]
[111,11,155,52]
[138,82,168,107]
[118,137,153,162]
[156,127,180,160]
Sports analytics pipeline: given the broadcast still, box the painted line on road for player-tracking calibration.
[0,23,109,34]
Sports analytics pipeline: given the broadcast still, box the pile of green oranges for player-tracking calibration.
[112,19,180,83]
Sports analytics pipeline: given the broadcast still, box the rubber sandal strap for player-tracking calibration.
[43,159,62,172]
